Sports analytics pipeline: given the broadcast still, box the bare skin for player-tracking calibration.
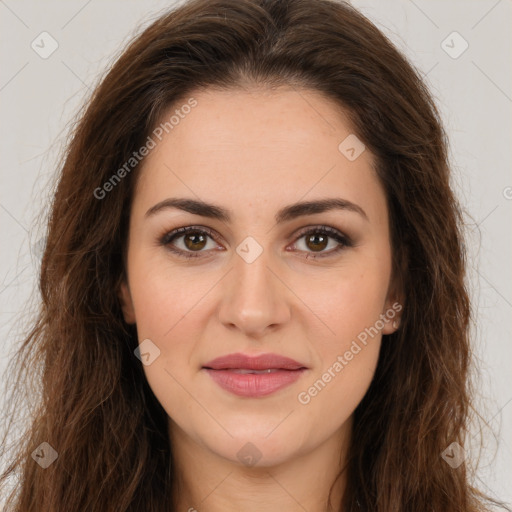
[118,85,402,511]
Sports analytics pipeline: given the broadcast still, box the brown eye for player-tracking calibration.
[183,231,208,251]
[304,232,329,252]
[291,226,352,259]
[160,226,219,259]
[160,225,352,260]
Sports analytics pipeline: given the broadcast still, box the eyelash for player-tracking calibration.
[159,225,353,260]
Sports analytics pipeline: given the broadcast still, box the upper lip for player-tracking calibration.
[203,352,307,371]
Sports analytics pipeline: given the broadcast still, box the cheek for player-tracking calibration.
[297,260,388,406]
[127,255,212,395]
[127,250,212,338]
[141,353,199,441]
[296,267,386,419]
[296,336,381,435]
[307,262,390,347]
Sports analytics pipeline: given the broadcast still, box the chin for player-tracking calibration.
[203,426,308,469]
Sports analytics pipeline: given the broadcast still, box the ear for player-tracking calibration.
[381,278,405,336]
[118,279,136,324]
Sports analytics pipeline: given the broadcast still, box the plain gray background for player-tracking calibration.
[1,0,511,505]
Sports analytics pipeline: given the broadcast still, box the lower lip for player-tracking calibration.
[203,368,306,397]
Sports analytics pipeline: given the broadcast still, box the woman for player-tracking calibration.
[0,0,508,510]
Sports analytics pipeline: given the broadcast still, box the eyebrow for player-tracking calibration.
[145,197,369,223]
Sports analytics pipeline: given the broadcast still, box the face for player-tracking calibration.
[118,86,401,469]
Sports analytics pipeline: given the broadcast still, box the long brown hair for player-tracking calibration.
[0,0,508,510]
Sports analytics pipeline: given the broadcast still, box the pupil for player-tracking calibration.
[185,232,206,250]
[308,234,327,251]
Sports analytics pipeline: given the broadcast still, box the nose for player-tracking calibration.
[217,244,291,339]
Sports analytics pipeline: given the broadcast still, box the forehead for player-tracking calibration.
[159,85,357,155]
[132,86,387,227]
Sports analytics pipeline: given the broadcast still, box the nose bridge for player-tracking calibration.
[218,238,290,335]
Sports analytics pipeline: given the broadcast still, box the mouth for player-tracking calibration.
[202,352,308,397]
[217,368,287,374]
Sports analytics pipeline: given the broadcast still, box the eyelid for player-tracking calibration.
[291,224,349,241]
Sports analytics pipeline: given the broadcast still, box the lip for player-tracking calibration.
[202,352,308,398]
[203,352,306,371]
